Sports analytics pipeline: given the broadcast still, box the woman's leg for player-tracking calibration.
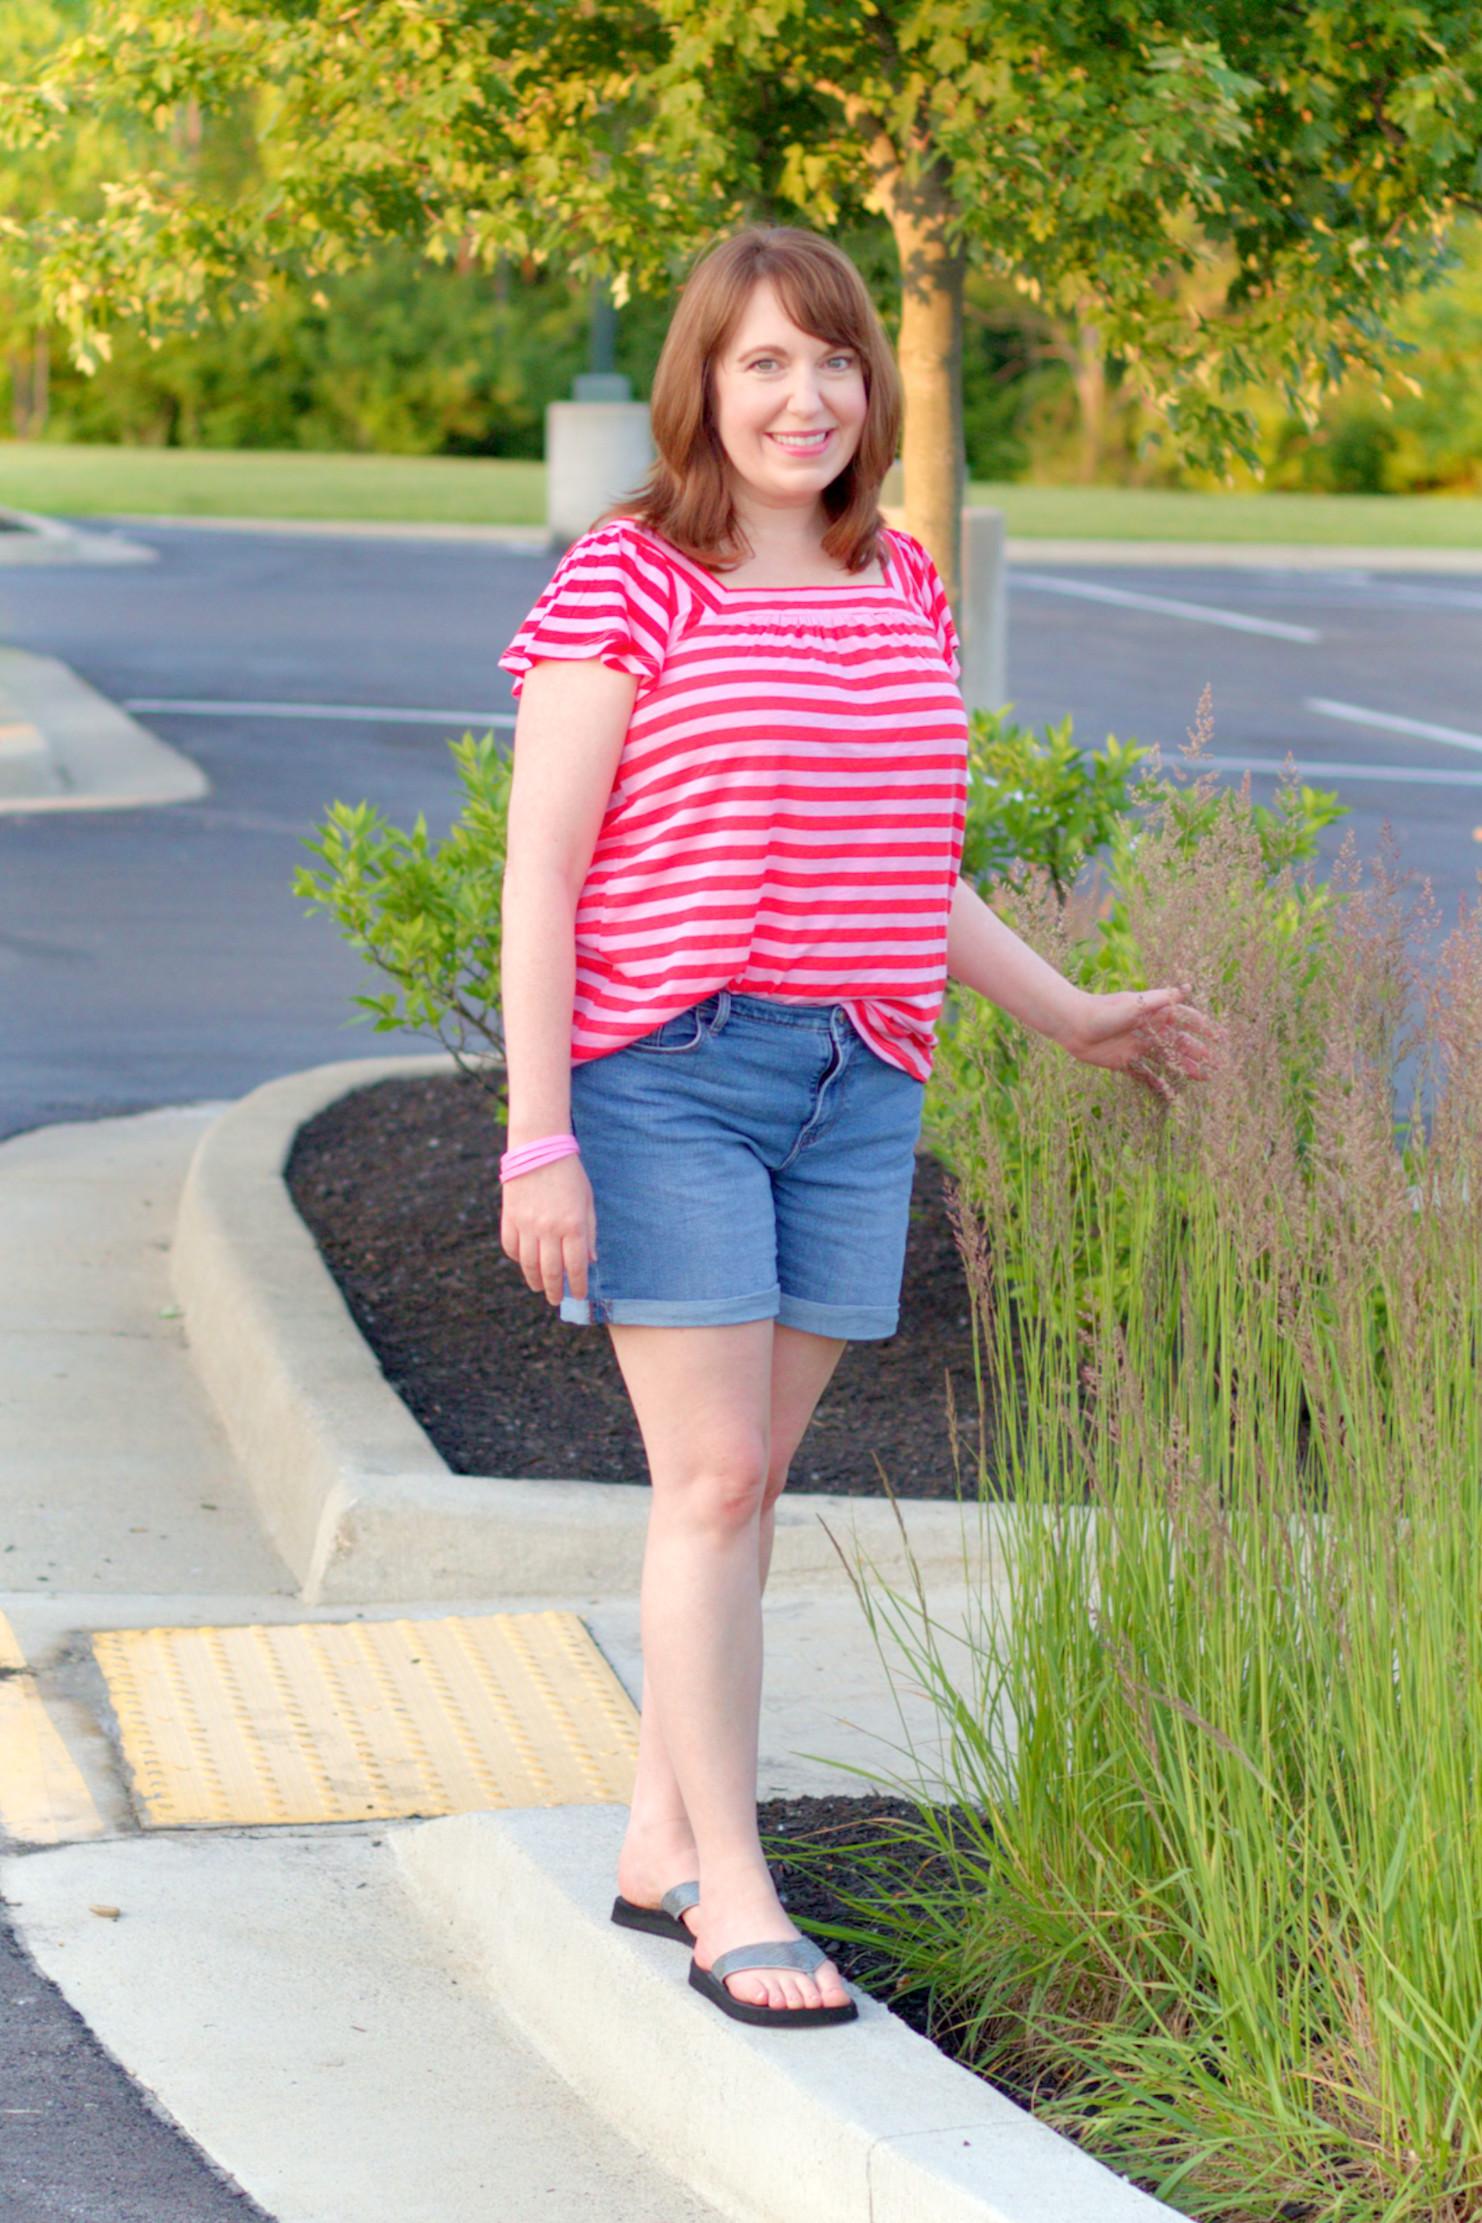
[612,1319,848,2010]
[758,1323,847,1585]
[618,1325,845,1929]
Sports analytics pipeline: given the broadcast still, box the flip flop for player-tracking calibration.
[610,1880,700,1945]
[688,1937,858,2028]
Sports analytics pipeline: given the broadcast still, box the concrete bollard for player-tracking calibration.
[959,505,1007,716]
[545,399,654,548]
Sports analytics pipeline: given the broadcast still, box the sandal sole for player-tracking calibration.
[688,1960,858,2028]
[610,1895,695,1946]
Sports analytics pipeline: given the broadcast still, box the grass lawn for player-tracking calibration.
[5,440,1482,544]
[970,478,1482,545]
[0,443,547,525]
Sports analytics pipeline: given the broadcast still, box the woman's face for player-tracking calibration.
[710,280,868,512]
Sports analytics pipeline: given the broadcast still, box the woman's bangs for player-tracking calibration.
[766,257,872,367]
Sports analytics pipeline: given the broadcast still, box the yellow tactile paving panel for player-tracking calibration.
[0,1614,106,1845]
[92,1611,639,1828]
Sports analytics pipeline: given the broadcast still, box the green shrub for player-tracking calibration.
[293,731,511,1091]
[959,706,1148,903]
[295,710,1163,1093]
[295,701,1346,1190]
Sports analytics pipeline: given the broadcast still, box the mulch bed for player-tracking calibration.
[286,1070,984,1496]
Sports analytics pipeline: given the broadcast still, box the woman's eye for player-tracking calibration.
[824,353,855,372]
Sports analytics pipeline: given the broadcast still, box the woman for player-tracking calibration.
[499,228,1204,2028]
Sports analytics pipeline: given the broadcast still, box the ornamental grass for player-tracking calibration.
[824,728,1482,2222]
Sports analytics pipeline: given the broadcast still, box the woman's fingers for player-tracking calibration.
[1072,982,1223,1090]
[561,1227,591,1304]
[1142,995,1225,1078]
[500,1158,596,1306]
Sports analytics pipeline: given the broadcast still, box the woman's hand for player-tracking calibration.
[1062,985,1222,1101]
[500,1155,598,1306]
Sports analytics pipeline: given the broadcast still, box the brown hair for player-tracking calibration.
[621,228,901,574]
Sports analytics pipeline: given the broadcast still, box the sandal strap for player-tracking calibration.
[659,1881,700,1920]
[709,1938,826,1983]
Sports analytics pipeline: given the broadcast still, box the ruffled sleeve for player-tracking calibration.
[499,519,677,696]
[885,528,961,683]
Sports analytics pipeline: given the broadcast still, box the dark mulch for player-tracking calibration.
[762,1793,1048,2110]
[287,1070,984,1495]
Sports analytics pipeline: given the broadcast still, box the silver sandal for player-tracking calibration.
[689,1937,858,2027]
[610,1880,700,1945]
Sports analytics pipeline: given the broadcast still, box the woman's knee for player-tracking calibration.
[657,1438,771,1534]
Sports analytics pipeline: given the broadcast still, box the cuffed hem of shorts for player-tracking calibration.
[776,1292,900,1341]
[559,1285,782,1329]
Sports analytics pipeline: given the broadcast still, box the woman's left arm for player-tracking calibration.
[946,876,1214,1088]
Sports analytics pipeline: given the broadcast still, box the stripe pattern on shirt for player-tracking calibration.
[500,520,969,1081]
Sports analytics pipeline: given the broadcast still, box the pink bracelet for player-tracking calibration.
[500,1133,581,1183]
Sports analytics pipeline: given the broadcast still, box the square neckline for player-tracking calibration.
[638,525,900,604]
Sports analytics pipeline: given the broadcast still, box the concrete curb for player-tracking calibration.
[0,646,207,812]
[0,506,156,567]
[172,1056,990,1605]
[396,1805,1176,2223]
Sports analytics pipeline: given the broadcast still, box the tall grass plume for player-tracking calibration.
[840,722,1482,2222]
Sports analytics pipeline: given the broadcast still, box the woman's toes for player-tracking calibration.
[712,1953,849,2015]
[818,1958,849,2007]
[729,1971,774,2010]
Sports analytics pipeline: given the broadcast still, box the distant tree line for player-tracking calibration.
[10,222,1482,501]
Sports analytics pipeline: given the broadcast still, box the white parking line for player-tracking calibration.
[1207,753,1482,790]
[1306,698,1482,757]
[1013,572,1322,643]
[124,697,516,727]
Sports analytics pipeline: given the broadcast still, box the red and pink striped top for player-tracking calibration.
[500,519,969,1080]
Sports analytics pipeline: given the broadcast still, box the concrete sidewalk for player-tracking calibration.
[0,1104,957,2221]
[0,1108,721,2220]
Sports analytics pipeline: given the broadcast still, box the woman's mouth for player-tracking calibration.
[766,429,834,457]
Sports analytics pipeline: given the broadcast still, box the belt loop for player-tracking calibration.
[709,990,732,1036]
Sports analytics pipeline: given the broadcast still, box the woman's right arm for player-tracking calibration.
[500,656,637,1305]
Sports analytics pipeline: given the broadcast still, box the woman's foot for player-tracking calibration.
[616,1818,703,1940]
[690,1871,850,2015]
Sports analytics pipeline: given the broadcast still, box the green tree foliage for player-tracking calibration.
[0,0,137,432]
[25,249,673,452]
[5,3,1479,598]
[1262,216,1482,494]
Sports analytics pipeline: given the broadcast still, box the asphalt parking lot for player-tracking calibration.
[2,521,1478,1138]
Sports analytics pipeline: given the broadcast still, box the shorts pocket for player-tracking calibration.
[628,1004,709,1055]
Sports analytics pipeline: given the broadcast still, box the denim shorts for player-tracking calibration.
[562,992,924,1340]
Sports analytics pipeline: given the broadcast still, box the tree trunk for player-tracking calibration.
[848,112,966,606]
[890,197,965,609]
[9,333,49,441]
[1072,313,1107,483]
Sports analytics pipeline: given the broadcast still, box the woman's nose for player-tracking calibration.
[781,368,825,419]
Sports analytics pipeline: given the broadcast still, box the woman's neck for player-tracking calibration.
[723,488,878,587]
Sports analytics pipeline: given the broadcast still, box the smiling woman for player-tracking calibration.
[493,225,1212,2040]
[624,228,900,577]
